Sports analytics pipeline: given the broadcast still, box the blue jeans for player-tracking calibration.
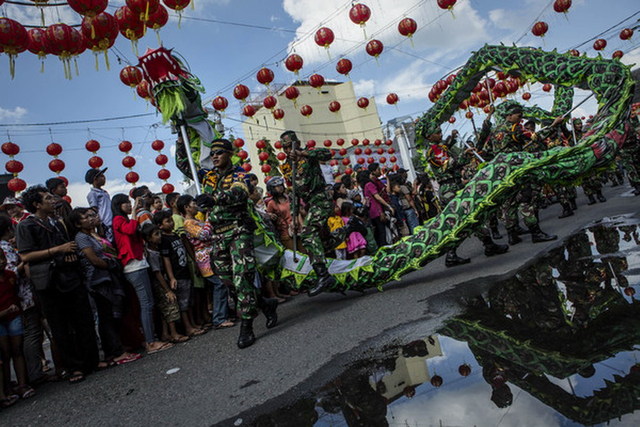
[125,269,156,344]
[207,276,229,326]
[405,208,420,234]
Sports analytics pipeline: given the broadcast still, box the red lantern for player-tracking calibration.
[314,27,335,48]
[300,105,313,117]
[553,0,571,13]
[158,169,170,180]
[357,97,369,109]
[363,139,371,146]
[374,139,382,146]
[45,24,84,77]
[237,150,249,160]
[386,93,399,105]
[531,21,548,37]
[612,50,624,60]
[329,101,341,113]
[385,139,393,146]
[448,117,456,123]
[136,80,152,100]
[376,147,384,155]
[161,183,174,194]
[349,3,371,27]
[49,159,66,173]
[465,111,473,119]
[398,17,417,38]
[306,140,316,148]
[276,152,286,161]
[342,158,350,166]
[357,158,365,164]
[351,139,359,146]
[162,0,190,12]
[274,141,283,149]
[285,53,303,74]
[430,375,443,387]
[593,39,607,51]
[263,95,277,110]
[46,143,63,157]
[119,140,133,152]
[366,39,384,58]
[81,12,118,65]
[7,178,26,193]
[258,152,269,162]
[483,105,492,114]
[126,0,159,22]
[569,49,580,56]
[233,84,250,101]
[0,18,28,76]
[389,156,397,163]
[256,140,267,149]
[241,163,252,172]
[542,83,552,92]
[122,156,136,168]
[88,156,104,168]
[234,138,245,148]
[344,167,353,175]
[285,86,299,102]
[256,67,274,86]
[336,138,345,146]
[354,147,362,155]
[5,160,23,174]
[323,140,332,147]
[522,92,532,101]
[379,157,387,164]
[261,164,272,174]
[620,28,634,40]
[243,105,256,118]
[212,96,228,112]
[67,0,108,17]
[145,4,168,30]
[336,58,352,76]
[273,109,285,120]
[458,364,471,376]
[155,154,168,165]
[309,73,325,89]
[120,66,143,88]
[364,148,372,155]
[437,0,456,10]
[125,171,139,184]
[339,148,347,156]
[115,6,146,44]
[367,157,374,164]
[27,28,51,62]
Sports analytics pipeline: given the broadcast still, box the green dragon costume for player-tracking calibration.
[138,44,635,293]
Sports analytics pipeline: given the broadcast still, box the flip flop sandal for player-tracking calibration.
[213,321,235,329]
[147,342,174,355]
[0,395,19,408]
[114,353,142,365]
[68,373,85,384]
[170,335,189,343]
[15,386,35,399]
[189,328,207,337]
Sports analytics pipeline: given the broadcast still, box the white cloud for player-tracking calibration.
[621,47,640,70]
[0,106,27,121]
[282,0,491,66]
[353,79,376,97]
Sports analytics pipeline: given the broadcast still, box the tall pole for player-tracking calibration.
[291,154,299,262]
[178,113,202,195]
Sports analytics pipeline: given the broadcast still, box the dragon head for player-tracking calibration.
[138,47,190,89]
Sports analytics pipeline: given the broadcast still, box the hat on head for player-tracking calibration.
[0,196,23,211]
[45,177,65,192]
[504,102,523,115]
[85,167,108,184]
[210,139,233,153]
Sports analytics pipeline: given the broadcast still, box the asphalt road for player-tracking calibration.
[3,184,639,427]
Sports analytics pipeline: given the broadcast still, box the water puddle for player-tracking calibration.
[236,216,640,427]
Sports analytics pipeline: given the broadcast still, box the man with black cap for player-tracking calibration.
[281,130,366,297]
[85,167,112,241]
[187,138,277,349]
[423,124,508,267]
[45,177,72,221]
[491,102,561,244]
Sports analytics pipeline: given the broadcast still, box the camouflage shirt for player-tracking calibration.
[282,148,331,202]
[201,165,252,227]
[491,121,555,154]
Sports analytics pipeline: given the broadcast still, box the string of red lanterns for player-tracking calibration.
[2,141,27,193]
[119,139,140,185]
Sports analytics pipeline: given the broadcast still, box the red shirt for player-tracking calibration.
[112,215,144,267]
[0,270,20,321]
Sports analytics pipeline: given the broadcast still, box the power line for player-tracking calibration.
[0,113,158,127]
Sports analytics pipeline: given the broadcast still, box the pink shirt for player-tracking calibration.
[364,182,383,219]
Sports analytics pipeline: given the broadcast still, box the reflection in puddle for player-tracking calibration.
[247,217,640,427]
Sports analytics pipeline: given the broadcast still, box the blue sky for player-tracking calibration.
[1,0,639,203]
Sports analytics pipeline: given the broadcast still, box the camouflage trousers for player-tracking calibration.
[620,151,640,187]
[211,227,258,320]
[555,185,577,205]
[300,193,348,268]
[582,173,603,196]
[502,184,538,230]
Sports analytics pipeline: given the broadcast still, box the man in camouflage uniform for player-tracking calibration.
[180,138,277,349]
[620,114,640,195]
[281,130,365,296]
[425,127,508,267]
[490,103,559,245]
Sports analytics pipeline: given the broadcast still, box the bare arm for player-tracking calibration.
[21,241,77,264]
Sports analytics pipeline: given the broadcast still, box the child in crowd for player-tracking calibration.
[389,178,410,237]
[131,186,154,226]
[327,211,347,260]
[85,167,112,240]
[0,249,34,401]
[347,189,364,209]
[340,202,367,259]
[140,224,189,343]
[153,211,204,337]
[151,195,164,215]
[355,206,378,255]
[165,192,185,235]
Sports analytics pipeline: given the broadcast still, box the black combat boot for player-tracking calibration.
[482,237,509,257]
[490,226,502,240]
[507,229,522,245]
[558,203,574,219]
[570,198,578,210]
[445,249,470,268]
[308,263,336,297]
[237,319,256,349]
[258,297,278,329]
[529,224,557,243]
[514,225,529,235]
[587,194,597,205]
[596,191,606,203]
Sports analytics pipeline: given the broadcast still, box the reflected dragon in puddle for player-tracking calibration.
[139,45,636,292]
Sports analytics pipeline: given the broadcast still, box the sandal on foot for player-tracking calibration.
[0,395,19,408]
[114,353,142,365]
[213,321,235,329]
[170,335,189,343]
[188,328,207,337]
[68,372,85,384]
[15,385,35,399]
[147,342,174,355]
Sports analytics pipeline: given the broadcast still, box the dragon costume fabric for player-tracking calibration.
[140,44,635,292]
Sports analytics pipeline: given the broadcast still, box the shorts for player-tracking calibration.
[176,279,192,312]
[0,315,24,337]
[151,281,180,323]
